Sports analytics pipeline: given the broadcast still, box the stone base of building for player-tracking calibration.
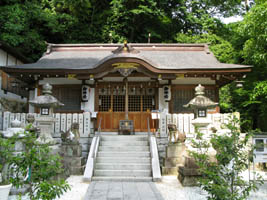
[178,166,201,186]
[156,136,168,166]
[178,156,201,186]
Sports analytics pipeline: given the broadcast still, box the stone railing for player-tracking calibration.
[0,111,238,138]
[0,112,92,137]
[165,112,238,137]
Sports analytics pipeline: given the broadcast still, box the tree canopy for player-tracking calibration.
[0,0,266,131]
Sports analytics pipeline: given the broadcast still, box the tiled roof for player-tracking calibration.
[2,43,251,71]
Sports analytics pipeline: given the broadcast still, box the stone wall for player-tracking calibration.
[156,136,168,166]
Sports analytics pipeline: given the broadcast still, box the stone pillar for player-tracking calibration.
[60,143,85,176]
[28,88,37,113]
[159,111,167,137]
[162,143,187,175]
[35,117,56,144]
[124,78,128,120]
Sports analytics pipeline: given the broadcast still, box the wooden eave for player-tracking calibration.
[2,65,251,86]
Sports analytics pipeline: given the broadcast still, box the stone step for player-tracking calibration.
[97,151,150,157]
[97,132,118,135]
[101,135,148,141]
[92,176,153,182]
[99,146,150,151]
[100,141,148,146]
[94,169,151,177]
[95,163,151,170]
[96,157,151,164]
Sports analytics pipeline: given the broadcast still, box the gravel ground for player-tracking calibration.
[8,171,267,200]
[8,176,89,200]
[154,176,267,200]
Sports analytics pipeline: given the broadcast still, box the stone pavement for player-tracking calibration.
[84,181,164,200]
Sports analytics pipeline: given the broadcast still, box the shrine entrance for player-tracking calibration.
[96,80,157,132]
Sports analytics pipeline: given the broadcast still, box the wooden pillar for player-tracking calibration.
[124,78,128,120]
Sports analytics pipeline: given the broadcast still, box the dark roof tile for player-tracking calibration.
[2,43,251,70]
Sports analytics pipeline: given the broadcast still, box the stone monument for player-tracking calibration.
[162,124,187,175]
[29,83,63,144]
[60,123,85,176]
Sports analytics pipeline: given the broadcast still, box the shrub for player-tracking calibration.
[190,117,263,200]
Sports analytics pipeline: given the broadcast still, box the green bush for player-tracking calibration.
[190,117,263,200]
[0,134,15,185]
[9,126,70,200]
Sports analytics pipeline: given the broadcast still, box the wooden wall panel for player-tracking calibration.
[98,111,155,132]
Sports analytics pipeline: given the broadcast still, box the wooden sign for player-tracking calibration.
[67,74,76,79]
[176,74,185,79]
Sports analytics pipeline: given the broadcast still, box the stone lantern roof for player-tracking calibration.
[29,83,64,108]
[184,84,218,109]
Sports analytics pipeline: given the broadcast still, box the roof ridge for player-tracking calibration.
[46,43,209,47]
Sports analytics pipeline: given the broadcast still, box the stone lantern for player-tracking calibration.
[184,84,218,134]
[29,83,63,144]
[178,84,218,186]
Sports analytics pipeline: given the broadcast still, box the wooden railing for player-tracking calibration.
[0,112,92,137]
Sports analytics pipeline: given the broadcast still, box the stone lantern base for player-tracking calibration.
[36,116,56,145]
[192,118,212,135]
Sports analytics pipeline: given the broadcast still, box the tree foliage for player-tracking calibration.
[0,0,245,60]
[10,127,70,200]
[190,117,263,200]
[219,0,267,131]
[175,33,237,63]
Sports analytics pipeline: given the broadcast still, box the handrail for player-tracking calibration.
[147,117,151,138]
[83,135,100,182]
[97,118,102,136]
[149,136,162,182]
[147,117,161,181]
[83,118,101,182]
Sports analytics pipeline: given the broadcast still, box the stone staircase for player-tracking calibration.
[92,135,153,182]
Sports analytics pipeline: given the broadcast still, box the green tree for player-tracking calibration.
[0,0,247,59]
[175,33,238,64]
[10,128,70,200]
[0,134,15,185]
[190,117,263,200]
[219,0,267,131]
[103,0,164,43]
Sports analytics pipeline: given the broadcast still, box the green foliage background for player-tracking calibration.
[0,0,266,131]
